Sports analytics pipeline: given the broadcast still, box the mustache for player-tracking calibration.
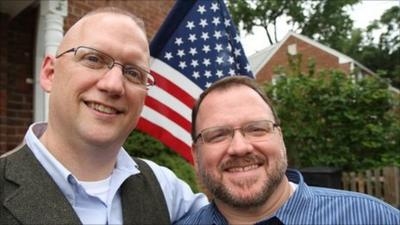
[220,154,266,170]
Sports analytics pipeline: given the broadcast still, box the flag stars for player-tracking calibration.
[188,34,197,42]
[205,82,212,88]
[215,44,223,52]
[197,5,206,14]
[212,17,221,26]
[203,58,211,67]
[228,56,234,64]
[186,21,195,30]
[199,19,208,28]
[204,70,212,78]
[189,47,198,56]
[216,56,224,65]
[202,45,211,53]
[201,32,209,41]
[175,37,183,46]
[193,71,200,79]
[234,35,241,43]
[191,60,199,68]
[213,31,222,40]
[211,2,219,12]
[164,52,173,60]
[234,48,241,56]
[224,19,231,27]
[216,70,224,78]
[245,64,251,72]
[177,49,185,57]
[179,61,187,69]
[228,68,235,75]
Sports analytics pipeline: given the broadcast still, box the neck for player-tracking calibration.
[39,128,120,181]
[216,176,293,225]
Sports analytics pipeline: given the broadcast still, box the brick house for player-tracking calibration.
[249,31,376,84]
[0,0,174,154]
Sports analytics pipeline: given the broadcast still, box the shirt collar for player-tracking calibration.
[24,122,140,203]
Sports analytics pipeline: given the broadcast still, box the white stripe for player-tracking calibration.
[150,57,203,99]
[147,86,191,121]
[141,106,192,146]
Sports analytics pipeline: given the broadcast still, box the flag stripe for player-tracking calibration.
[140,106,192,146]
[144,96,191,133]
[147,85,192,122]
[137,117,193,163]
[150,58,203,100]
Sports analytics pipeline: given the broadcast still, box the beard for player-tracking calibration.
[198,152,287,209]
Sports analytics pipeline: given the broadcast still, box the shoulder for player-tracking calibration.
[180,203,225,225]
[134,158,208,222]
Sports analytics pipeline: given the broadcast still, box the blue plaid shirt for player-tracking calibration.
[181,170,400,225]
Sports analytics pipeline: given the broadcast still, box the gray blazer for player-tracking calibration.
[0,145,170,225]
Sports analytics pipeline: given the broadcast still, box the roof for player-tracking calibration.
[248,31,376,76]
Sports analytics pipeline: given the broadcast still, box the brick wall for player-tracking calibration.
[0,7,36,154]
[66,0,174,41]
[256,35,351,83]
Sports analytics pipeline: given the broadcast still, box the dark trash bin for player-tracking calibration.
[300,167,342,189]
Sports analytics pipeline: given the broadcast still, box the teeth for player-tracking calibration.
[88,102,117,114]
[228,164,258,172]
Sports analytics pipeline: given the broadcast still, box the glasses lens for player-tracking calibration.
[202,126,232,144]
[75,47,112,70]
[123,65,146,85]
[243,121,274,141]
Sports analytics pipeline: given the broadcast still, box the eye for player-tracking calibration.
[244,123,271,137]
[124,67,145,84]
[79,52,107,69]
[203,127,231,143]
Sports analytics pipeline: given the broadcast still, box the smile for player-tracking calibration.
[86,101,120,114]
[227,164,259,172]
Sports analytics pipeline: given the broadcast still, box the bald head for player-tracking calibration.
[58,7,148,57]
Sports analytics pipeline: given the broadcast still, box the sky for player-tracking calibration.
[240,0,400,56]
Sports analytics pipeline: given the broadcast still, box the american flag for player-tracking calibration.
[136,0,253,163]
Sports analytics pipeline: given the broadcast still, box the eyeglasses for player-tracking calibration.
[194,120,279,145]
[56,46,155,88]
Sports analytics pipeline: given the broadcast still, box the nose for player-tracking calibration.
[96,65,125,97]
[226,130,253,156]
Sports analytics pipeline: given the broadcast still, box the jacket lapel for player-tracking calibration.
[3,145,81,224]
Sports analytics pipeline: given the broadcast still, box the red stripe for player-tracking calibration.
[151,70,196,108]
[144,96,191,133]
[137,118,194,164]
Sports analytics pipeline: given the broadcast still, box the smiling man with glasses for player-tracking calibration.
[0,7,207,225]
[182,76,400,225]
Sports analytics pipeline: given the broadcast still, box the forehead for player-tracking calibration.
[196,85,274,128]
[62,13,149,64]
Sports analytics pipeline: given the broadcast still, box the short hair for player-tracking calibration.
[191,75,280,141]
[84,7,146,33]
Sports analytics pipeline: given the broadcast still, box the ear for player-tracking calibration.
[40,55,56,93]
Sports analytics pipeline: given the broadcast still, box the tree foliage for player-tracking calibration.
[227,0,359,46]
[340,6,400,89]
[266,57,400,171]
[123,131,199,192]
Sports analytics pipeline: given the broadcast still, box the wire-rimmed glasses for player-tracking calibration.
[194,120,279,145]
[56,46,155,88]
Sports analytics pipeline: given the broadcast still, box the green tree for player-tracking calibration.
[267,57,400,171]
[343,6,400,89]
[227,0,359,47]
[123,131,199,192]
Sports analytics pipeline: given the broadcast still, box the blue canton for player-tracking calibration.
[158,0,253,89]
